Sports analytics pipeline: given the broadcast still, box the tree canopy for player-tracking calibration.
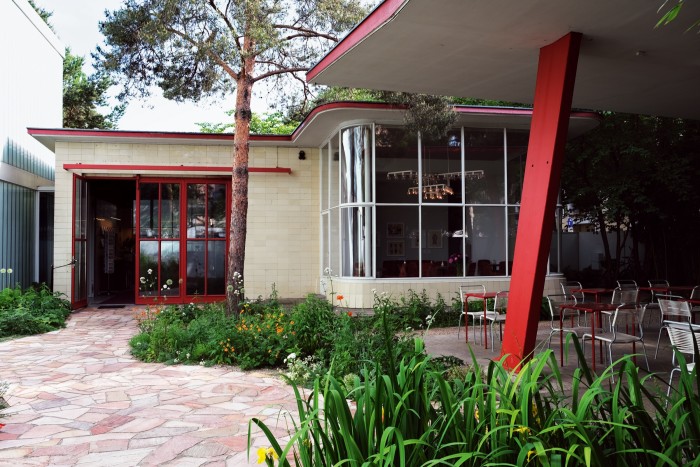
[563,113,700,283]
[96,0,368,314]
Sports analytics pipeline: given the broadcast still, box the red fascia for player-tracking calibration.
[62,164,292,174]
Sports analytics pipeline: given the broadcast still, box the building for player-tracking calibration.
[30,102,598,309]
[0,0,62,290]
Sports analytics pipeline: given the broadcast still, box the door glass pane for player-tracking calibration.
[161,241,180,296]
[187,241,205,295]
[140,183,159,238]
[161,184,180,239]
[207,184,226,238]
[187,184,206,238]
[73,240,86,299]
[139,241,159,296]
[207,241,226,294]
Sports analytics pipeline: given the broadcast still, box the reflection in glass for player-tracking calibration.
[341,125,372,204]
[376,206,417,278]
[464,129,505,204]
[187,241,205,295]
[140,183,159,238]
[161,241,180,296]
[187,184,206,238]
[139,241,159,296]
[73,240,86,300]
[207,241,226,294]
[420,130,463,204]
[506,130,529,205]
[161,184,180,239]
[467,206,506,276]
[376,126,419,204]
[321,143,329,211]
[208,184,226,238]
[341,206,373,277]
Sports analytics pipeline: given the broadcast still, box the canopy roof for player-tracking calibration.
[308,0,700,120]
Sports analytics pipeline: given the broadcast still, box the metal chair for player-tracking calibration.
[560,280,585,303]
[665,323,700,396]
[655,295,692,358]
[690,286,700,320]
[602,286,638,330]
[643,279,670,327]
[484,290,508,352]
[616,279,638,289]
[582,303,649,381]
[457,284,486,341]
[546,294,587,362]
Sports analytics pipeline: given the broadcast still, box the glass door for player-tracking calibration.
[135,179,228,304]
[72,175,88,308]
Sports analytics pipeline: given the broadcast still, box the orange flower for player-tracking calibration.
[347,311,353,317]
[336,294,344,301]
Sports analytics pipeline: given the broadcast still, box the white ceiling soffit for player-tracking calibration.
[308,0,700,120]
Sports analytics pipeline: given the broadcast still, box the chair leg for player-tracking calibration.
[457,313,463,340]
[639,341,650,372]
[655,326,667,359]
[608,343,615,383]
[667,368,680,397]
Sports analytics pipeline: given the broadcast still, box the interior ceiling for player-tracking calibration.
[308,0,700,120]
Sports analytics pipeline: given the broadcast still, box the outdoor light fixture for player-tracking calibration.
[298,150,306,160]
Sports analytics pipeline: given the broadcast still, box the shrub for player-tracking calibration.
[251,337,700,466]
[0,284,70,338]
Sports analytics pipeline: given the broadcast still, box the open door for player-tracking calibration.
[72,175,88,309]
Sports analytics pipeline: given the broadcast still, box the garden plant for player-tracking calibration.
[0,284,71,339]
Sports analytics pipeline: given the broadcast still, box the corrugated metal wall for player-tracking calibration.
[0,180,36,289]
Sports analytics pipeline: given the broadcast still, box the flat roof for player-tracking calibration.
[29,102,598,150]
[308,0,700,120]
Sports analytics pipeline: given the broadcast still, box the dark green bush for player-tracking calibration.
[0,284,70,338]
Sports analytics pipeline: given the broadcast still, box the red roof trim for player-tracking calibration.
[62,164,292,174]
[307,0,407,82]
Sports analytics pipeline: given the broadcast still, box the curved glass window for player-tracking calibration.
[320,123,547,279]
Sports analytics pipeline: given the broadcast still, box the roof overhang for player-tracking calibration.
[308,0,700,120]
[29,102,598,151]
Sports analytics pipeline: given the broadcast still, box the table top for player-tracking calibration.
[463,292,498,299]
[575,287,614,294]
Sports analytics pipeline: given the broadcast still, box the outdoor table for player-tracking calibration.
[463,291,497,349]
[566,301,618,372]
[574,288,614,303]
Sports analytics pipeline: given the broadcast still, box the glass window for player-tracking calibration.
[507,130,529,205]
[376,126,419,204]
[330,136,340,208]
[465,206,507,276]
[140,183,159,238]
[321,142,329,211]
[421,205,464,277]
[161,183,179,239]
[187,184,206,238]
[419,130,463,204]
[464,129,505,204]
[186,241,205,295]
[340,125,373,204]
[341,206,373,277]
[161,241,180,296]
[207,241,226,294]
[376,206,417,278]
[208,184,226,238]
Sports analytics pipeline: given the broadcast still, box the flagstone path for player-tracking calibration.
[0,307,298,466]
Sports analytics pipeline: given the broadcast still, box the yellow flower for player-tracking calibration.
[474,408,479,422]
[257,447,278,464]
[527,449,537,463]
[513,425,530,435]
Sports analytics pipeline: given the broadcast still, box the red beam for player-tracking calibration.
[62,164,292,174]
[500,32,582,370]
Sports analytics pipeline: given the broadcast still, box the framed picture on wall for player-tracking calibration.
[387,240,405,256]
[409,231,420,248]
[387,223,404,238]
[427,230,443,248]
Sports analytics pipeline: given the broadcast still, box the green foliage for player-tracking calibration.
[289,294,336,359]
[251,336,700,466]
[656,0,700,32]
[63,49,124,129]
[197,111,299,135]
[0,284,71,338]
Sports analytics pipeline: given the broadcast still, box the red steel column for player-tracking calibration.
[500,32,582,370]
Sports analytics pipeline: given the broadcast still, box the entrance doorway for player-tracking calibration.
[89,179,136,306]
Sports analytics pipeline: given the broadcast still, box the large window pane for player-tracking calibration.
[161,183,180,239]
[465,206,507,276]
[139,241,158,296]
[187,184,206,238]
[140,183,159,238]
[421,206,464,277]
[330,136,340,208]
[376,126,419,204]
[321,143,329,211]
[376,206,417,277]
[340,125,373,204]
[341,206,373,277]
[186,241,205,295]
[464,129,505,204]
[208,184,226,238]
[161,241,180,296]
[506,130,529,205]
[330,208,340,277]
[419,130,463,204]
[207,241,226,294]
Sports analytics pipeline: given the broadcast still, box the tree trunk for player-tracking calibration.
[226,53,255,317]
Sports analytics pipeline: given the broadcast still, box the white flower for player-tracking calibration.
[199,361,205,366]
[166,278,173,286]
[227,284,234,292]
[324,267,331,275]
[426,315,432,321]
[0,269,5,274]
[147,269,153,275]
[234,289,240,296]
[162,284,168,290]
[140,277,146,284]
[186,353,190,359]
[6,268,12,274]
[286,353,297,362]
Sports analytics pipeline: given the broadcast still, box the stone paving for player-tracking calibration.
[0,306,677,466]
[0,307,299,466]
